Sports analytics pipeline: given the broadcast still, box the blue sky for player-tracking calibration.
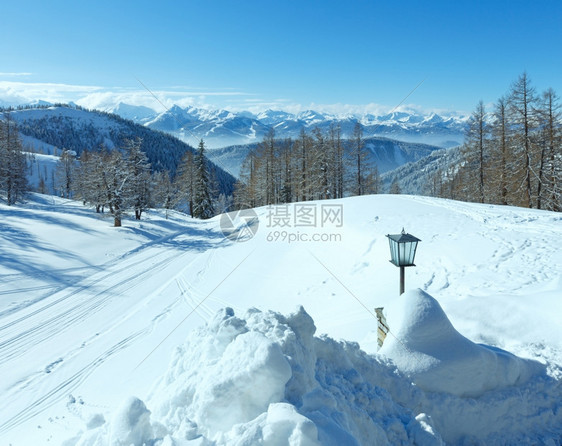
[1,0,561,115]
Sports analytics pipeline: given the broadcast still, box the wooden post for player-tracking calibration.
[375,307,389,349]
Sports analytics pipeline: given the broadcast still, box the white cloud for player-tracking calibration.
[0,81,232,111]
[0,72,33,77]
[76,91,163,111]
[0,81,103,106]
[0,80,461,117]
[76,86,252,112]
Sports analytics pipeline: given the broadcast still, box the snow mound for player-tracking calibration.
[67,304,562,445]
[379,289,543,397]
[68,306,441,445]
[110,397,154,445]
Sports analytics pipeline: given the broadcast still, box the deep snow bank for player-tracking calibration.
[66,302,562,446]
[379,289,543,397]
[66,306,441,445]
[379,289,562,444]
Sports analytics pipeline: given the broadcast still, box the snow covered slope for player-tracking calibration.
[381,146,464,194]
[0,194,561,444]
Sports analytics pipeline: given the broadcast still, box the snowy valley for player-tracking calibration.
[0,194,561,445]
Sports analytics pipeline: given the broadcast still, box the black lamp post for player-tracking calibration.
[386,229,421,295]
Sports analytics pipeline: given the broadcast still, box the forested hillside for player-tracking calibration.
[434,73,561,211]
[381,146,464,195]
[207,135,442,179]
[0,104,236,196]
[230,124,445,208]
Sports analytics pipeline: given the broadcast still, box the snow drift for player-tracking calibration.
[379,289,543,397]
[66,299,562,446]
[66,306,441,445]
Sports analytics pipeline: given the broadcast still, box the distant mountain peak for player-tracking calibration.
[109,103,157,122]
[105,103,467,149]
[22,99,53,108]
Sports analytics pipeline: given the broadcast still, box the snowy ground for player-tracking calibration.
[0,194,561,445]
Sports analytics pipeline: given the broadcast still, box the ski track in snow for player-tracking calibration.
[0,329,147,435]
[175,248,240,318]
[0,253,204,435]
[0,239,186,362]
[0,217,228,437]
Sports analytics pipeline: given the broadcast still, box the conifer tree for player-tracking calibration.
[192,139,214,219]
[55,149,77,198]
[329,123,344,199]
[279,138,294,203]
[176,150,196,216]
[508,72,538,208]
[262,129,277,204]
[0,118,28,205]
[106,150,130,227]
[123,138,151,220]
[351,122,366,195]
[153,170,177,218]
[77,149,110,212]
[310,127,328,200]
[295,128,313,201]
[348,122,375,196]
[490,97,511,205]
[389,178,402,194]
[463,101,489,203]
[538,88,562,211]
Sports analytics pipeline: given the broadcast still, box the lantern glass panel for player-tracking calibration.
[406,241,415,264]
[387,231,421,267]
[388,239,398,265]
[403,242,409,265]
[398,243,404,265]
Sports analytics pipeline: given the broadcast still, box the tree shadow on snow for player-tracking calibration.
[0,222,99,287]
[2,208,103,236]
[120,224,227,255]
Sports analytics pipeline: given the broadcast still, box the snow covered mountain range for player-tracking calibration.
[103,102,467,149]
